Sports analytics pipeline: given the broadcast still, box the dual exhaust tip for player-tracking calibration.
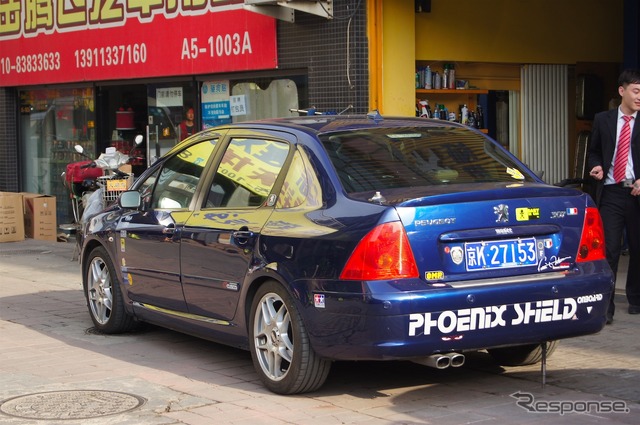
[413,352,465,369]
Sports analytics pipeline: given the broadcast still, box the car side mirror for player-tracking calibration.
[119,190,141,209]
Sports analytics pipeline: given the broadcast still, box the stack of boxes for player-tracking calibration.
[0,192,57,243]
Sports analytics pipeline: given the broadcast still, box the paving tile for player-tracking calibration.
[1,239,639,424]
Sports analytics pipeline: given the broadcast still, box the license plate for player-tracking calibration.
[106,179,128,192]
[465,238,537,271]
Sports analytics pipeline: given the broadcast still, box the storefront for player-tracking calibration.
[1,1,369,227]
[5,0,633,232]
[370,0,628,188]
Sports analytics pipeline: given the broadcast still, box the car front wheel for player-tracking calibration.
[249,281,331,394]
[84,246,135,333]
[488,341,558,366]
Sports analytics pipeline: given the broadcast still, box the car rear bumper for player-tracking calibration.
[298,265,614,360]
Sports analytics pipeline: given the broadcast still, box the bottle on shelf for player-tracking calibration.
[443,65,449,90]
[433,71,441,89]
[417,100,432,118]
[476,105,484,129]
[425,66,432,89]
[468,111,476,128]
[448,64,456,89]
[440,104,448,120]
[460,104,469,125]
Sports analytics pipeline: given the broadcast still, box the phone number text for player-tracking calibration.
[1,53,61,75]
[75,44,148,68]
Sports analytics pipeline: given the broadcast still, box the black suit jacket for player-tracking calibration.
[587,109,640,205]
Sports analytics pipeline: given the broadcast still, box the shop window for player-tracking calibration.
[19,87,96,226]
[230,78,305,122]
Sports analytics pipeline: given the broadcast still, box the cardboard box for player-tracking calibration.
[21,193,57,241]
[0,192,24,243]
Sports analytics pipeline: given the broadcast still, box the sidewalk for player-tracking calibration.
[1,238,639,425]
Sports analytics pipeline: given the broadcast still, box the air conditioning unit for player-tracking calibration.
[244,0,333,21]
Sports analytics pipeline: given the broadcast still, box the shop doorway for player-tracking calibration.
[96,84,147,177]
[97,81,199,175]
[147,82,199,164]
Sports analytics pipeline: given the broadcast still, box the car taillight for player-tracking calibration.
[577,207,606,262]
[340,221,419,280]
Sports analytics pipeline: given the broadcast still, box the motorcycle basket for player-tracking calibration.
[97,174,134,204]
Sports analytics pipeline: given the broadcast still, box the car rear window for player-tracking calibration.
[321,126,534,194]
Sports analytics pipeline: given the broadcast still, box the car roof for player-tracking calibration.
[207,114,471,137]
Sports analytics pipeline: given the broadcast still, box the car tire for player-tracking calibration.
[487,341,558,366]
[249,280,331,394]
[84,246,135,334]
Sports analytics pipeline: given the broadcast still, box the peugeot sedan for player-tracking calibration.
[80,114,614,394]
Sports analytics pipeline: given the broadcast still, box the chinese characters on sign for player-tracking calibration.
[230,95,247,117]
[0,0,247,38]
[201,80,231,128]
[0,2,277,86]
[157,87,184,108]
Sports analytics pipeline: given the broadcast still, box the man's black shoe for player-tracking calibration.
[628,305,640,315]
[606,315,613,325]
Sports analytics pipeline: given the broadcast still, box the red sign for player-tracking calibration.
[0,5,277,87]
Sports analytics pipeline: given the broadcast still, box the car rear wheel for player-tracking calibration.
[249,280,331,394]
[84,246,135,333]
[487,341,558,366]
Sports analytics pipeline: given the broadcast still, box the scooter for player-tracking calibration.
[61,135,143,258]
[78,134,144,225]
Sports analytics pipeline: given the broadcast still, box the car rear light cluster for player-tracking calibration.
[340,221,419,280]
[577,207,606,262]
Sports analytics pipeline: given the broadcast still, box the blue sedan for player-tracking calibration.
[80,114,614,394]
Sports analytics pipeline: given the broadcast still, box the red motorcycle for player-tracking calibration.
[61,135,143,253]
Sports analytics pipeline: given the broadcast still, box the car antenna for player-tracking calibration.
[366,110,383,124]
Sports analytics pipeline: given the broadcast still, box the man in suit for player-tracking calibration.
[588,69,640,324]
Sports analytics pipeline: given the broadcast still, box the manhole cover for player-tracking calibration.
[0,390,146,420]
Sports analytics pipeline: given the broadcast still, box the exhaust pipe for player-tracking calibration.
[413,354,451,369]
[446,352,465,367]
[412,353,465,369]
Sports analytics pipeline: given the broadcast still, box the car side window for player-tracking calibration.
[276,147,322,209]
[150,139,217,209]
[204,138,289,208]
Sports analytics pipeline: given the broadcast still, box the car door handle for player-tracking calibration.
[233,229,255,245]
[163,223,176,235]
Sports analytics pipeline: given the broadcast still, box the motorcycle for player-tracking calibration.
[61,135,143,257]
[78,134,144,225]
[60,152,103,235]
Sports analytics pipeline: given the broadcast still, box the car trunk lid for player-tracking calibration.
[393,183,588,283]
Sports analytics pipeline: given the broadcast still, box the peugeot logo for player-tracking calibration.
[494,204,509,223]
